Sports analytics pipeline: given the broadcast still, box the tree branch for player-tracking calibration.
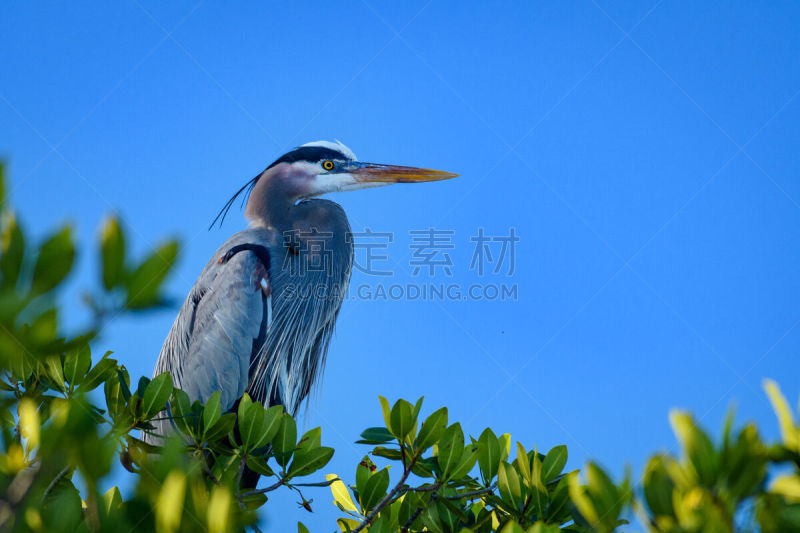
[353,454,420,533]
[242,478,284,497]
[445,485,496,500]
[407,482,441,493]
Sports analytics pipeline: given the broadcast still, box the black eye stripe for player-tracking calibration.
[267,146,350,169]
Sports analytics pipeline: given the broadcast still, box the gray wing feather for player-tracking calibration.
[153,229,273,415]
[181,251,264,410]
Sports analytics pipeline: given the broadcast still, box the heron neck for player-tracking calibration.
[245,173,298,234]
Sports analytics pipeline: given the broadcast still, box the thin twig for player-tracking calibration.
[400,482,492,499]
[445,485,496,500]
[234,456,248,528]
[400,505,425,533]
[242,478,284,497]
[200,457,220,485]
[235,455,246,487]
[407,482,441,493]
[42,467,69,502]
[353,454,419,533]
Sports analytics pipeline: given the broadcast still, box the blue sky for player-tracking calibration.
[2,1,800,530]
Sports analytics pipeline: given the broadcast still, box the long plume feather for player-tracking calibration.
[208,173,261,229]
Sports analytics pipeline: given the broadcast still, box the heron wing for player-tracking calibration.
[155,230,273,414]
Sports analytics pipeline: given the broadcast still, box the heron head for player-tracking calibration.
[212,140,458,228]
[271,140,458,197]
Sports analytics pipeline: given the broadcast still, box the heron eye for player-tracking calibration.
[322,160,335,171]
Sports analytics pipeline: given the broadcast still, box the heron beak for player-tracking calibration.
[349,162,459,183]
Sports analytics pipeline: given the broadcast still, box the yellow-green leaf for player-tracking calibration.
[567,471,598,525]
[157,471,186,533]
[207,485,232,533]
[516,442,531,487]
[764,379,800,452]
[326,474,358,512]
[771,474,800,503]
[378,396,392,434]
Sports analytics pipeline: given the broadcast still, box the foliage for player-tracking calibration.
[1,162,800,532]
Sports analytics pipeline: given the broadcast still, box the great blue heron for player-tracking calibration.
[147,140,456,455]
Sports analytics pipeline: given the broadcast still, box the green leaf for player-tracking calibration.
[437,488,468,529]
[126,240,179,308]
[44,356,66,392]
[296,427,321,455]
[242,492,267,511]
[545,473,572,523]
[378,396,392,434]
[288,446,334,478]
[372,446,403,461]
[170,389,194,434]
[360,467,390,511]
[529,449,547,518]
[437,423,464,477]
[78,353,117,393]
[585,462,622,524]
[478,428,501,482]
[500,522,524,533]
[390,398,415,441]
[356,455,375,497]
[541,445,567,483]
[527,523,560,533]
[567,471,598,525]
[238,395,264,450]
[670,410,718,485]
[643,455,674,517]
[0,212,24,290]
[497,461,523,510]
[368,515,393,533]
[203,391,222,434]
[237,392,253,416]
[245,455,275,477]
[63,346,92,389]
[450,443,480,479]
[32,225,75,295]
[516,442,531,487]
[498,433,511,462]
[298,522,310,533]
[102,486,122,515]
[398,492,421,529]
[272,413,297,468]
[204,413,236,442]
[420,502,444,533]
[100,216,126,290]
[142,372,173,418]
[135,376,151,398]
[104,369,130,418]
[256,405,283,449]
[415,407,448,451]
[357,426,394,444]
[412,396,424,420]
